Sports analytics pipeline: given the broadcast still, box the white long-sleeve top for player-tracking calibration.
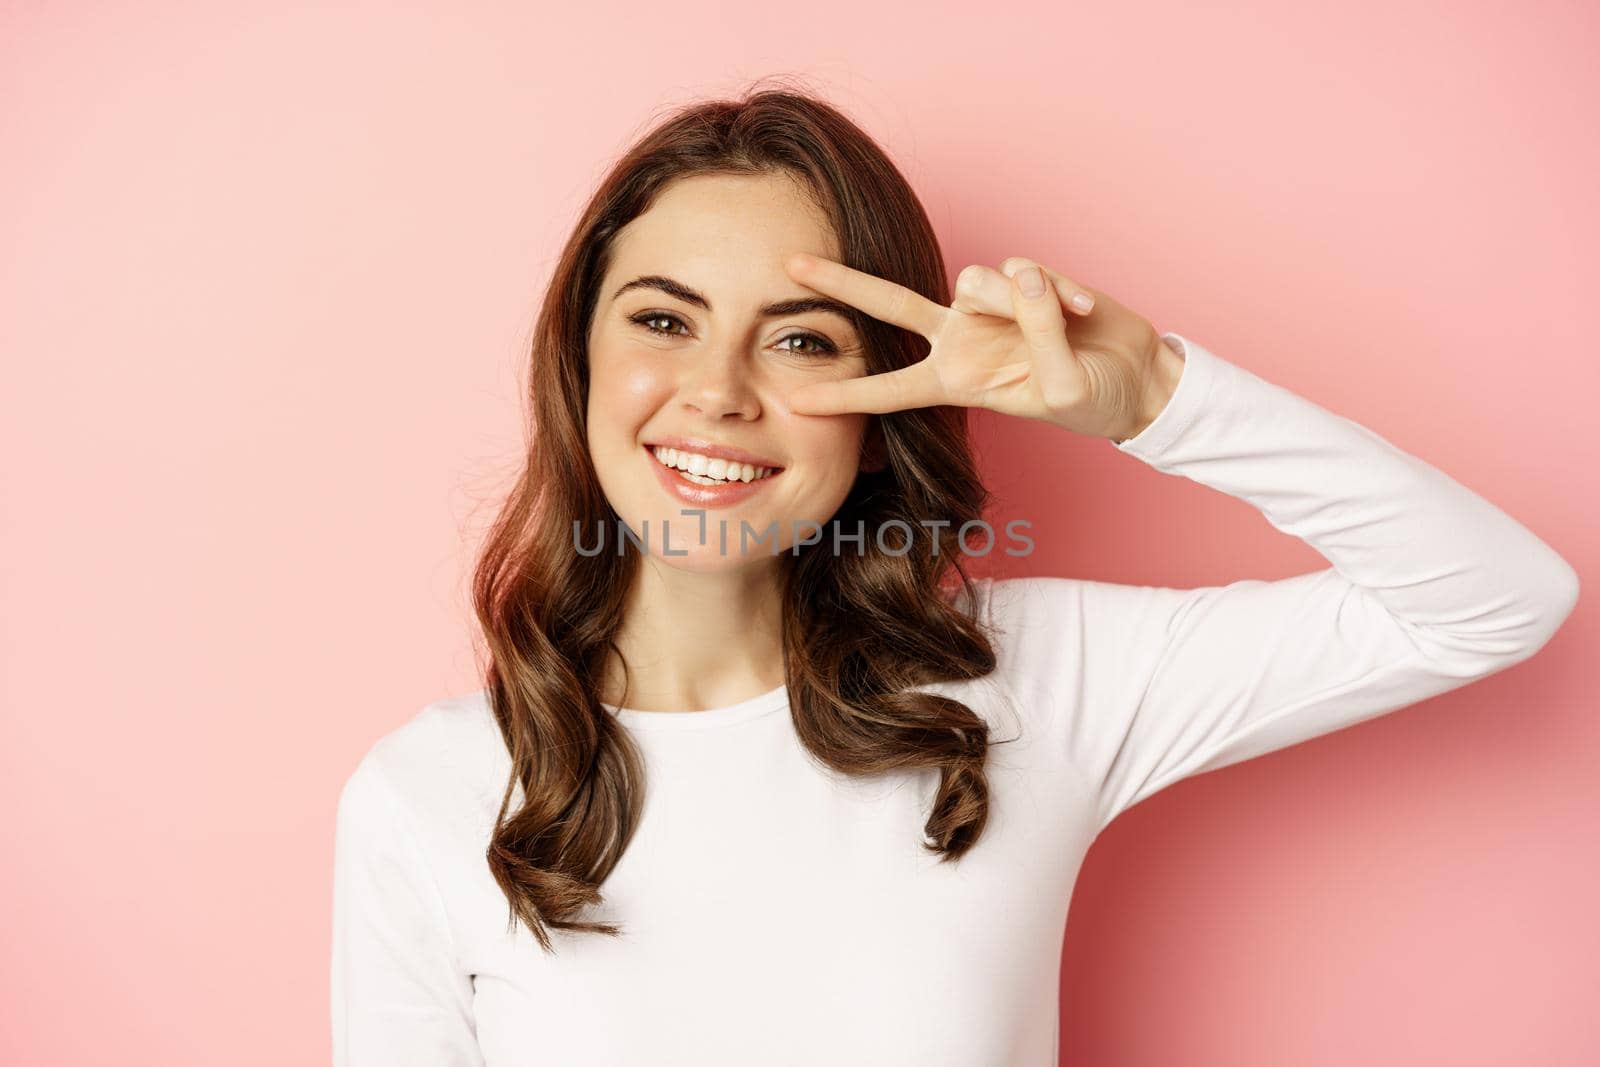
[330,332,1578,1067]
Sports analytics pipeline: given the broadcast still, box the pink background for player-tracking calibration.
[3,3,1595,1064]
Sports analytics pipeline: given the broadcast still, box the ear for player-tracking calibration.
[859,418,888,473]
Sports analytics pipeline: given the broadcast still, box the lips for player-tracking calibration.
[644,443,782,509]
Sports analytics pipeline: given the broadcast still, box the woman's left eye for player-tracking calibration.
[629,311,838,358]
[776,332,838,357]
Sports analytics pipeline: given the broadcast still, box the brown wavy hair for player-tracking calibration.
[473,78,1002,954]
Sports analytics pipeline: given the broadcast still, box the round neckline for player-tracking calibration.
[605,683,790,731]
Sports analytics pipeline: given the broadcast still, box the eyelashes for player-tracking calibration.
[628,311,840,358]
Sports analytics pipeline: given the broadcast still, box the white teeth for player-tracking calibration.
[650,446,775,484]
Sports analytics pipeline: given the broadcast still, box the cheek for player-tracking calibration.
[587,348,675,443]
[787,416,868,483]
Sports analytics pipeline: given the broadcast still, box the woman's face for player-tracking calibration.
[584,172,873,573]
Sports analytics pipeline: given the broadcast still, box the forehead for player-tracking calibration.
[605,172,842,283]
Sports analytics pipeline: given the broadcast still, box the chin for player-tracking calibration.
[638,509,787,573]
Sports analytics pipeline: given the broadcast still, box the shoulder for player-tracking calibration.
[957,574,1176,691]
[940,576,1088,715]
[926,575,1103,750]
[964,574,1179,631]
[362,689,503,775]
[957,574,1087,641]
[338,690,511,837]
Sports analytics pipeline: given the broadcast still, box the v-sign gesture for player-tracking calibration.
[783,253,1185,443]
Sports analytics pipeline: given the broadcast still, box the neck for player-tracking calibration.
[600,556,787,712]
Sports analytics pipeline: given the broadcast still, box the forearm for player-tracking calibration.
[1116,332,1579,662]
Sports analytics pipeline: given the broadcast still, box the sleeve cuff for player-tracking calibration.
[1110,331,1218,464]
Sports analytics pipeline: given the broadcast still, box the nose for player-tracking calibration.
[678,345,761,421]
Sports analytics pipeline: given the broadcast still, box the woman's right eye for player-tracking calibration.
[630,311,688,337]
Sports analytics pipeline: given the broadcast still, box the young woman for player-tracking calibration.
[330,87,1578,1066]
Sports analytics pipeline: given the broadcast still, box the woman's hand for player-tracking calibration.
[783,253,1184,442]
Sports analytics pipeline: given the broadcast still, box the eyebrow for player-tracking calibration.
[610,274,864,329]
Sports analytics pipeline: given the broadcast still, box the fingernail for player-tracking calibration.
[1018,266,1044,297]
[1071,292,1094,313]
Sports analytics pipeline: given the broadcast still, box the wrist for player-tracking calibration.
[1112,335,1186,444]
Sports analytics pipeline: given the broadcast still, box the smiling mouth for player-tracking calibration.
[648,445,781,486]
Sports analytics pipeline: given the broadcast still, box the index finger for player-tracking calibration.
[786,360,943,416]
[785,253,946,339]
